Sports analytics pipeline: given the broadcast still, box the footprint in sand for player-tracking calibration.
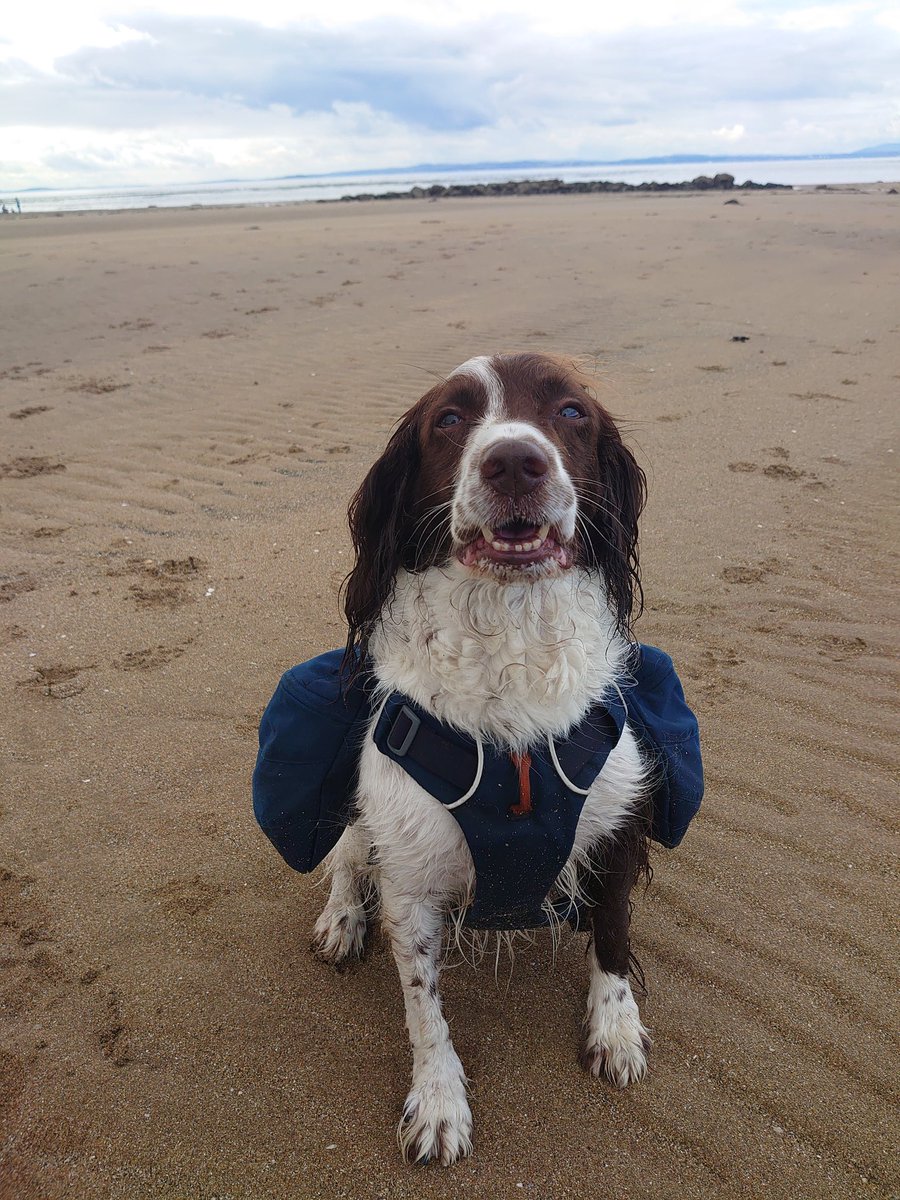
[109,318,154,331]
[700,647,744,668]
[763,463,808,481]
[728,456,820,485]
[235,709,265,737]
[114,641,191,671]
[722,557,781,585]
[817,634,867,661]
[21,663,95,699]
[195,813,220,837]
[67,377,130,395]
[149,875,224,919]
[0,364,53,382]
[95,989,131,1067]
[0,574,36,603]
[123,556,205,609]
[130,582,188,609]
[0,456,65,479]
[682,645,744,704]
[8,405,51,420]
[0,866,66,1016]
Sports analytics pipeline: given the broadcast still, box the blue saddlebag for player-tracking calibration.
[252,651,368,872]
[624,645,704,848]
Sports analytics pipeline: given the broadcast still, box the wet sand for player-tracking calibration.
[1,187,898,1199]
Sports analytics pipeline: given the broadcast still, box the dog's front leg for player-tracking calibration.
[581,830,652,1087]
[379,871,473,1166]
[312,822,372,965]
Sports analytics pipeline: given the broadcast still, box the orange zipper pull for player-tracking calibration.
[509,751,533,817]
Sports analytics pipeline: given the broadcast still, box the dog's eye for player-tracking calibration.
[437,412,462,429]
[559,404,584,420]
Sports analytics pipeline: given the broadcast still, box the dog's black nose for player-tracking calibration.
[480,439,549,498]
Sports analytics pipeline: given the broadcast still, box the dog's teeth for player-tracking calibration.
[481,525,494,543]
[514,543,524,551]
[492,540,511,551]
[537,523,550,541]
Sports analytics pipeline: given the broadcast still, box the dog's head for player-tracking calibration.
[344,353,645,661]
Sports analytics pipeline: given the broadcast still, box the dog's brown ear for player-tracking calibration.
[342,408,421,673]
[587,426,646,637]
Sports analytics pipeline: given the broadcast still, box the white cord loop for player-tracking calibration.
[547,734,592,795]
[444,736,484,810]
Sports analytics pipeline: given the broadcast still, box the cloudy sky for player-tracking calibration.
[2,0,899,190]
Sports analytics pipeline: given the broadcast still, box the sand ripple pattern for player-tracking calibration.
[0,193,897,1199]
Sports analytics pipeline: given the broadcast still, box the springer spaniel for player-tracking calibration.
[313,353,650,1165]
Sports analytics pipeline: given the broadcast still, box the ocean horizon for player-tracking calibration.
[5,154,899,215]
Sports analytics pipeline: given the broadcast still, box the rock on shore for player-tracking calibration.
[333,173,791,202]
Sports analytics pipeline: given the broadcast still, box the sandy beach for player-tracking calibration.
[1,187,897,1199]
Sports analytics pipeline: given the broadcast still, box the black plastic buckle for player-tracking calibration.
[386,704,421,757]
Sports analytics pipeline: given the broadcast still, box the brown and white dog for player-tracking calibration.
[312,353,651,1165]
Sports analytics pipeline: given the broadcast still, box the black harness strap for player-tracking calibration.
[382,703,479,794]
[379,697,622,806]
[551,707,623,783]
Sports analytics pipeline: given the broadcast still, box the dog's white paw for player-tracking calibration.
[581,975,651,1088]
[398,1069,473,1166]
[311,903,368,966]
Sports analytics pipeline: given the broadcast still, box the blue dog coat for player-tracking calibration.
[253,645,703,929]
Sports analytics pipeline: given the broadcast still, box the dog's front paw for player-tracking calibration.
[398,1072,473,1166]
[311,903,368,967]
[581,976,651,1088]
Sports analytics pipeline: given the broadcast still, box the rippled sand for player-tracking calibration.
[1,187,897,1199]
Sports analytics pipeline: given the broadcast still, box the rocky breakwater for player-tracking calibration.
[334,173,791,202]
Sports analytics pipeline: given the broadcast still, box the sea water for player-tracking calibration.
[7,156,899,215]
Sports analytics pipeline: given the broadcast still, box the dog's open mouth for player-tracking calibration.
[457,521,572,569]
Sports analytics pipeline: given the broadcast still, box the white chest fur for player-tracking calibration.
[368,563,628,750]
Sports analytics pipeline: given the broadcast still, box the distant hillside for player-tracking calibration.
[850,143,900,156]
[277,144,900,181]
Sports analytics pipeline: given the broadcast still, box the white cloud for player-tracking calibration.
[714,124,747,141]
[1,1,898,189]
[0,14,151,72]
[775,3,865,31]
